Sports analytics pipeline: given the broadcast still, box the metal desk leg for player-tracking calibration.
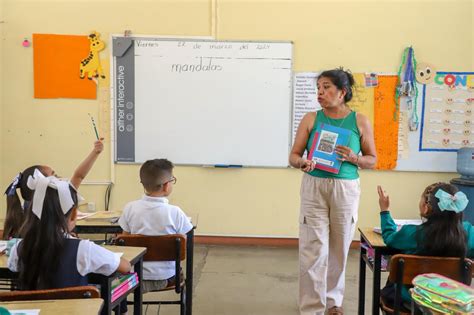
[186,228,195,315]
[100,276,112,315]
[358,244,366,315]
[133,258,143,315]
[372,250,382,315]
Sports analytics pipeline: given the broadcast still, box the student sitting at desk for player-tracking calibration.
[377,182,474,310]
[3,139,105,240]
[7,169,131,291]
[118,159,193,292]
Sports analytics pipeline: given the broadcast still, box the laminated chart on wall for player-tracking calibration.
[33,34,96,99]
[373,75,399,170]
[420,72,474,151]
[292,72,321,146]
[395,80,457,172]
[348,73,375,126]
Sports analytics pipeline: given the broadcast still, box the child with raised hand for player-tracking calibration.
[3,139,104,240]
[7,169,131,290]
[118,158,193,292]
[377,182,474,309]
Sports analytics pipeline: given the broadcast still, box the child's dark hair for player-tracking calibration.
[17,184,78,290]
[3,165,43,240]
[140,159,174,193]
[318,68,355,103]
[417,182,467,257]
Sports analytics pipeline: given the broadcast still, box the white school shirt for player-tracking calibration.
[8,237,120,276]
[118,195,193,280]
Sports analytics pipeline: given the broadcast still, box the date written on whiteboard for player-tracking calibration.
[257,44,270,49]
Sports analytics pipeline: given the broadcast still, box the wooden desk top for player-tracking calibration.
[103,245,146,265]
[1,212,198,228]
[75,211,121,227]
[0,253,7,268]
[359,227,386,248]
[75,211,199,227]
[0,245,146,269]
[2,298,103,314]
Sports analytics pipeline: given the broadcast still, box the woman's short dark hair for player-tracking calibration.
[318,68,355,103]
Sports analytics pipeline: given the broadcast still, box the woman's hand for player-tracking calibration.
[335,145,358,164]
[377,185,390,212]
[299,158,315,172]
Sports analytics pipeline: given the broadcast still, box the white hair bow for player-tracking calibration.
[27,169,77,219]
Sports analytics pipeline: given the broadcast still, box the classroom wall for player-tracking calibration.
[0,0,4,192]
[1,0,472,238]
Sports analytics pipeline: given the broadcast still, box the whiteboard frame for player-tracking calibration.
[110,35,294,168]
[108,34,214,178]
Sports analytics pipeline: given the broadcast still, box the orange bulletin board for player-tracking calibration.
[374,75,399,170]
[33,34,96,99]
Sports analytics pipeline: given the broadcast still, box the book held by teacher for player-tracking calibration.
[308,122,351,174]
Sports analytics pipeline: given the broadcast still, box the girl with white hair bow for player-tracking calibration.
[7,169,131,290]
[3,139,104,240]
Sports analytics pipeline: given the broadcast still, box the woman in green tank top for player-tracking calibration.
[289,69,376,315]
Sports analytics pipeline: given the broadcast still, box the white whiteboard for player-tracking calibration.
[112,37,293,167]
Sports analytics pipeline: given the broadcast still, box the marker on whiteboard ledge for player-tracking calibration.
[213,164,243,168]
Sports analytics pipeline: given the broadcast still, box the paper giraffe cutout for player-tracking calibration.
[80,32,106,80]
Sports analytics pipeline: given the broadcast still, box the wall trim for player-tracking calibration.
[195,235,360,249]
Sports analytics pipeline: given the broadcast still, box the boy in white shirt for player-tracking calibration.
[118,158,193,292]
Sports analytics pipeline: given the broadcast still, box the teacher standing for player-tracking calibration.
[289,69,376,315]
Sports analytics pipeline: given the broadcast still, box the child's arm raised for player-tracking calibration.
[70,138,104,189]
[377,185,390,211]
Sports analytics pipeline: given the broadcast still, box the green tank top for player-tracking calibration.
[306,110,361,179]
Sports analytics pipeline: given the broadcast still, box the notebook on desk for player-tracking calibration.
[373,219,422,234]
[79,211,121,223]
[77,211,97,220]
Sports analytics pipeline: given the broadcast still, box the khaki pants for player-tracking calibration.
[298,174,360,315]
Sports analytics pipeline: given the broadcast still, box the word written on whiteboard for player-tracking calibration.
[171,57,223,73]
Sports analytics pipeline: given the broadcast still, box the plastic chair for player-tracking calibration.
[116,234,186,315]
[380,254,473,315]
[0,285,100,301]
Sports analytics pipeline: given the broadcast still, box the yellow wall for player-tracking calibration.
[1,0,472,237]
[0,0,4,190]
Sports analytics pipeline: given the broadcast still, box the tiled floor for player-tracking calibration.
[138,245,387,315]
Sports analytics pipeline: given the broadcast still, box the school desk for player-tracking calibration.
[0,245,146,315]
[358,228,400,315]
[2,298,104,315]
[90,245,146,315]
[75,212,199,315]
